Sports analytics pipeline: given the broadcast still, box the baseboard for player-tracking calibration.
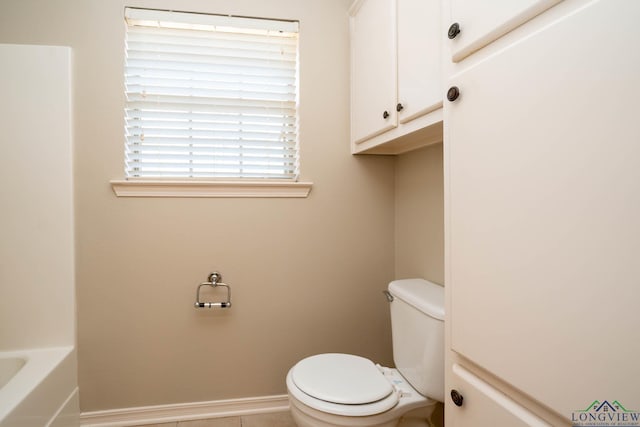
[79,394,290,427]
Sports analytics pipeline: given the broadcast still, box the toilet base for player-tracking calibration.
[398,406,437,427]
[289,395,437,427]
[290,400,396,427]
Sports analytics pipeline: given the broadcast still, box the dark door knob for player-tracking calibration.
[448,22,461,39]
[396,103,404,112]
[447,86,460,102]
[451,389,464,407]
[383,110,390,119]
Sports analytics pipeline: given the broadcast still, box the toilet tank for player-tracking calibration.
[388,279,444,402]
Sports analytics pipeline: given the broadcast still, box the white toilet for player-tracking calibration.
[286,278,444,427]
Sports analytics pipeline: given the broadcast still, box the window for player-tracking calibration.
[123,8,300,181]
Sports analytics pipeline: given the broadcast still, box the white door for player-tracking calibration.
[447,0,560,62]
[397,0,441,124]
[447,0,640,418]
[350,0,397,144]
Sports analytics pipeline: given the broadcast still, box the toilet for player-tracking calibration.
[286,279,444,427]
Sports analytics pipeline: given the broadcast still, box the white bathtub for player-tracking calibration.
[0,346,79,427]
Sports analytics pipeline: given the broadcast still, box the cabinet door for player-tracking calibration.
[447,0,640,419]
[397,0,441,123]
[447,0,560,62]
[450,364,552,427]
[350,0,397,144]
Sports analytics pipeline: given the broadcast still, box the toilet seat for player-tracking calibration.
[289,353,401,416]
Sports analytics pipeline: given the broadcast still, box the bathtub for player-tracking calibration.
[0,346,79,427]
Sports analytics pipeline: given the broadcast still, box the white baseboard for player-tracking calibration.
[79,394,290,427]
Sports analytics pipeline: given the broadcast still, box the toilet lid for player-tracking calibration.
[291,353,395,405]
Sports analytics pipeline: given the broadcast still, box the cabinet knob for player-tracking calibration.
[448,22,461,39]
[396,103,404,112]
[447,86,460,102]
[383,110,390,119]
[451,389,464,407]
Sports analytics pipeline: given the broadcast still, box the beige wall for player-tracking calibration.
[0,0,397,411]
[0,0,445,413]
[394,143,444,285]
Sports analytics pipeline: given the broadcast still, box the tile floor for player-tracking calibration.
[135,411,296,427]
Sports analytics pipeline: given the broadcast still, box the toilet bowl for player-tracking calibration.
[286,353,437,427]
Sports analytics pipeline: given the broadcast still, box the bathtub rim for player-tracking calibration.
[0,345,75,424]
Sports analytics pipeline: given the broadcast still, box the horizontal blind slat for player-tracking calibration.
[125,110,297,126]
[126,147,297,157]
[125,139,297,150]
[126,86,296,103]
[126,158,298,168]
[126,51,296,71]
[126,40,297,61]
[125,67,296,86]
[125,76,296,95]
[126,120,296,133]
[125,59,295,80]
[127,28,299,45]
[126,97,296,115]
[126,133,297,143]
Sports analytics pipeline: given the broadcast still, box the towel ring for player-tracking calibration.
[194,271,232,309]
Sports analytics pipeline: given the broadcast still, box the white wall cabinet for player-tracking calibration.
[349,0,396,146]
[349,0,442,154]
[445,0,640,425]
[447,0,560,62]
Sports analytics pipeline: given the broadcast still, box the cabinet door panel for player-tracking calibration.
[448,0,640,418]
[450,364,552,427]
[397,0,441,123]
[448,0,560,62]
[350,0,397,144]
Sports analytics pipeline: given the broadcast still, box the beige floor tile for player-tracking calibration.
[135,423,177,427]
[241,412,296,427]
[178,417,241,427]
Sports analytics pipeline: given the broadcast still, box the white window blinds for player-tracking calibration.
[124,8,299,179]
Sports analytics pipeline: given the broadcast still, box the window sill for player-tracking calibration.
[110,179,312,198]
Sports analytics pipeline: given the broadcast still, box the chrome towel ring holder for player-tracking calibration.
[194,271,232,309]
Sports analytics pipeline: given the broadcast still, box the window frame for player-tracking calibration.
[112,7,312,198]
